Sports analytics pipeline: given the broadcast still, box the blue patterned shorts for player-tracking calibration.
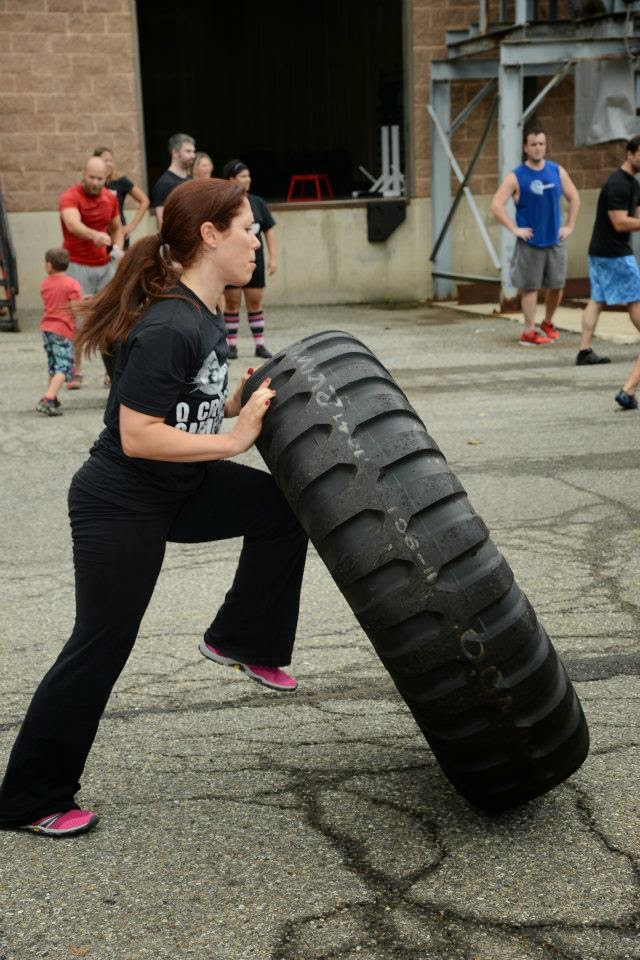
[588,254,640,305]
[42,332,75,380]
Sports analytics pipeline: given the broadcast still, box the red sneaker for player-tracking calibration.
[540,320,560,340]
[519,329,551,346]
[199,638,298,691]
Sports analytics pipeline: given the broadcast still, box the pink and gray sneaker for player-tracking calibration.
[23,809,99,837]
[199,638,298,691]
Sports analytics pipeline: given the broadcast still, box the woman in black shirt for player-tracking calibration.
[0,179,308,837]
[222,159,278,361]
[94,146,150,250]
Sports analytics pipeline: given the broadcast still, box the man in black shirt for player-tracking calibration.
[150,133,196,228]
[577,136,640,405]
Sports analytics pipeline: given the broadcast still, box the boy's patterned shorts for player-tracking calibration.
[42,332,75,381]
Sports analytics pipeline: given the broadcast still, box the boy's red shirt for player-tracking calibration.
[39,273,83,340]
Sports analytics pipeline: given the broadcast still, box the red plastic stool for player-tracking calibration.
[287,173,334,202]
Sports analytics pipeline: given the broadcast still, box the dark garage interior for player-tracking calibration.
[136,0,405,201]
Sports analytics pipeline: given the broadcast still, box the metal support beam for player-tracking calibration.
[431,96,500,266]
[498,64,524,298]
[522,59,574,123]
[432,58,569,81]
[479,0,488,33]
[429,80,453,298]
[516,0,536,22]
[451,79,497,135]
[427,103,501,271]
[501,37,640,65]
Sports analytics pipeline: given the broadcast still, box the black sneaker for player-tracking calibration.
[615,389,638,410]
[576,348,611,365]
[254,345,273,359]
[227,345,238,360]
[36,397,63,417]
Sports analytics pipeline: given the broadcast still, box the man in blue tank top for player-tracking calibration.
[491,125,580,345]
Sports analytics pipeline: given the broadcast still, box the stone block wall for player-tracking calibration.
[0,0,144,213]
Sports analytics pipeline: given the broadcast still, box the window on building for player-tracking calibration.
[136,0,405,201]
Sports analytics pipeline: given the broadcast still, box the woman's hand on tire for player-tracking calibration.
[225,367,255,418]
[230,379,275,452]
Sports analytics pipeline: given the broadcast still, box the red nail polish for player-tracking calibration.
[247,367,254,374]
[265,399,270,406]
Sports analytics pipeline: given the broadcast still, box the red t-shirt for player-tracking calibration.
[59,183,119,266]
[39,272,83,340]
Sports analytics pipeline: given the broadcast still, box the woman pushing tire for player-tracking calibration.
[242,329,589,813]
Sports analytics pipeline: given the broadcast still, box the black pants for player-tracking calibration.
[0,460,308,827]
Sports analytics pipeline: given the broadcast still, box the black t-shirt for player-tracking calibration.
[107,176,134,223]
[589,168,640,258]
[150,170,191,208]
[74,284,230,512]
[248,193,275,271]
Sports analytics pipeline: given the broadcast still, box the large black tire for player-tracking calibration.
[241,331,589,812]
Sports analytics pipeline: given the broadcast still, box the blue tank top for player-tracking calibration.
[514,160,562,248]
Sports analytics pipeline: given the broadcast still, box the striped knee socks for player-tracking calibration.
[248,311,265,347]
[224,312,240,347]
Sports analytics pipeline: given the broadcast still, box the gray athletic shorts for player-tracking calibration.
[67,260,115,297]
[510,239,566,291]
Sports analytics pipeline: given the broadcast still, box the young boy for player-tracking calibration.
[37,248,82,417]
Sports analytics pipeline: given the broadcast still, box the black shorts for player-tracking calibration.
[226,260,265,291]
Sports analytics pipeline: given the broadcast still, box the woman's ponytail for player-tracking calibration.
[75,177,245,358]
[75,233,179,357]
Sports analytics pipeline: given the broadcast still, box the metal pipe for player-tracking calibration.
[431,96,500,264]
[427,104,502,270]
[522,59,574,122]
[451,79,497,134]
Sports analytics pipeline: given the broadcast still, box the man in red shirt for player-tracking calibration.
[59,156,124,386]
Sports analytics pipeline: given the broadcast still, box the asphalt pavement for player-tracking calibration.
[1,303,639,960]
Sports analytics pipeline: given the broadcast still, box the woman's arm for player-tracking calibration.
[123,184,151,237]
[120,378,274,461]
[264,227,277,275]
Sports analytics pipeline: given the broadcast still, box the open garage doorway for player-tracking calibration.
[136,0,407,201]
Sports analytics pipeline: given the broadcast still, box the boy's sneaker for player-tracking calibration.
[540,320,560,340]
[22,809,99,837]
[614,389,638,410]
[519,329,551,346]
[198,638,297,691]
[227,345,238,360]
[576,348,611,365]
[254,345,273,359]
[36,397,63,417]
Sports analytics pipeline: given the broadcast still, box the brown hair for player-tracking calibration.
[45,248,70,272]
[523,124,545,144]
[93,145,116,179]
[76,178,245,357]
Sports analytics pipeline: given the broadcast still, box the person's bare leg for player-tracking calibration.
[627,300,640,335]
[620,302,640,396]
[579,300,603,351]
[45,372,65,400]
[544,287,563,324]
[224,288,242,313]
[520,289,539,334]
[621,354,640,396]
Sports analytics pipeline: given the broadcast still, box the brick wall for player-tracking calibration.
[412,0,630,199]
[0,0,144,213]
